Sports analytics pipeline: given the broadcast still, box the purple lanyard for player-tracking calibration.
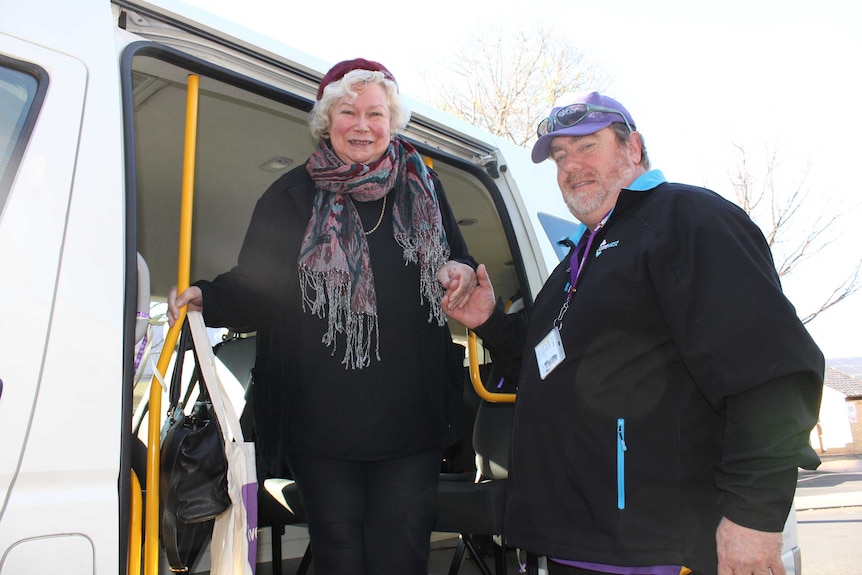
[568,230,599,297]
[553,211,612,330]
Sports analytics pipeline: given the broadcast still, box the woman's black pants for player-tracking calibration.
[286,448,440,575]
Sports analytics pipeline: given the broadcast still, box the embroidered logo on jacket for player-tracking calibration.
[595,238,619,257]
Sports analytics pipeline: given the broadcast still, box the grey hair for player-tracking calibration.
[610,123,650,170]
[309,69,410,141]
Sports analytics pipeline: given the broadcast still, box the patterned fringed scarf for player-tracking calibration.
[298,137,451,369]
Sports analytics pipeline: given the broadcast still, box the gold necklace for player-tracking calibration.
[364,194,387,236]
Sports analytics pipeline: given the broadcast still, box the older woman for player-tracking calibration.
[168,58,477,574]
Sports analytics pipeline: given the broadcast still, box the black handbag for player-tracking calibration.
[160,318,230,572]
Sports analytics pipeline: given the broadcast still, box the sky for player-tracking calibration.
[181,0,862,360]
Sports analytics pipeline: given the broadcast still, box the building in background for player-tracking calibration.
[812,359,862,456]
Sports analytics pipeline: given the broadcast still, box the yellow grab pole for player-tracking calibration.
[467,330,516,403]
[143,74,200,575]
[128,470,143,575]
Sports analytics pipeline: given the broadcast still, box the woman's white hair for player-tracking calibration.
[309,69,410,141]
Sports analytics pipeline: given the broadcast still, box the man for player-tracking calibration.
[442,91,824,575]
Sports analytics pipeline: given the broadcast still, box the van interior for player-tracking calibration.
[127,39,527,400]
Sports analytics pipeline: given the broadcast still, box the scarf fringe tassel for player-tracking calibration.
[398,234,448,326]
[299,268,380,370]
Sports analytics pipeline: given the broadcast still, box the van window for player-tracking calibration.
[0,63,41,211]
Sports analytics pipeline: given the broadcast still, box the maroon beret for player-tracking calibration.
[316,58,397,100]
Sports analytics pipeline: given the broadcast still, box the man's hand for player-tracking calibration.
[441,263,496,329]
[716,516,785,575]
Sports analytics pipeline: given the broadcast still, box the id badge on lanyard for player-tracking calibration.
[536,327,565,380]
[534,211,611,379]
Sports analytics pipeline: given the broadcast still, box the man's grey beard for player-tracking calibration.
[563,190,604,223]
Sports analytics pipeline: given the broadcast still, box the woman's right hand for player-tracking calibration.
[167,285,203,327]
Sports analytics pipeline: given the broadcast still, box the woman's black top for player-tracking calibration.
[196,163,475,474]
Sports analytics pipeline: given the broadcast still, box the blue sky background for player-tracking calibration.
[183,0,862,359]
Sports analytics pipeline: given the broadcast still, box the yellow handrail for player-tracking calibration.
[128,470,142,575]
[467,330,515,403]
[143,73,200,575]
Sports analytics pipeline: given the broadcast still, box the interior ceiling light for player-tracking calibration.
[260,155,294,172]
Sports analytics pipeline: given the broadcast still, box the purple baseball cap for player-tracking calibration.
[531,91,636,163]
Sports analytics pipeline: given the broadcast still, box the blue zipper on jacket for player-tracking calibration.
[617,418,627,510]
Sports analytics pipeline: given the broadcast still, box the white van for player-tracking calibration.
[0,1,801,573]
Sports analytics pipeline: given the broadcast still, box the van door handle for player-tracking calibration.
[0,378,3,400]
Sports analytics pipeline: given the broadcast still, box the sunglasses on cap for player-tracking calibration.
[536,103,633,137]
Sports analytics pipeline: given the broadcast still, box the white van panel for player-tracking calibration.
[0,1,127,571]
[0,33,86,518]
[1,534,93,574]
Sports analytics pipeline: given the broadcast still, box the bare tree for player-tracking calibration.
[428,24,860,325]
[423,23,608,148]
[729,144,861,324]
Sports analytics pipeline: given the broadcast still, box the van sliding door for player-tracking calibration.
[0,39,87,566]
